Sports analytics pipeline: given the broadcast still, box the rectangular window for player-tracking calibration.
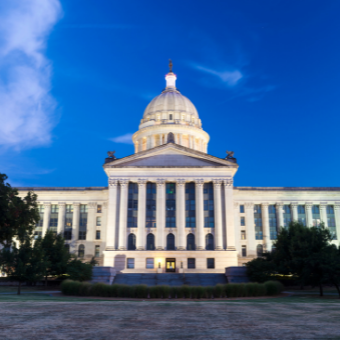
[204,183,214,228]
[127,258,135,269]
[35,205,44,238]
[254,205,263,240]
[187,258,196,269]
[127,183,138,228]
[241,231,246,240]
[240,216,245,226]
[169,114,173,120]
[185,182,196,228]
[146,258,154,269]
[327,205,337,240]
[49,204,59,232]
[97,205,102,213]
[240,205,245,213]
[79,231,86,240]
[268,205,277,240]
[207,258,215,269]
[64,230,72,240]
[283,205,291,228]
[146,183,156,228]
[95,245,100,257]
[96,230,101,240]
[312,205,321,227]
[96,216,101,226]
[298,205,306,225]
[166,183,176,228]
[242,246,247,257]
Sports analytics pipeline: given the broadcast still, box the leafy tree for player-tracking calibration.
[36,230,70,287]
[246,254,276,283]
[0,173,39,247]
[66,257,93,282]
[0,235,46,294]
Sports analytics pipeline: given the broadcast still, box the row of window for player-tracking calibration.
[239,204,337,240]
[240,245,263,258]
[72,244,101,258]
[63,230,101,241]
[127,258,215,269]
[127,233,214,251]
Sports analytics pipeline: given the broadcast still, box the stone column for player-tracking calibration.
[176,179,186,250]
[156,179,166,250]
[57,202,66,235]
[189,135,192,149]
[213,180,223,250]
[306,203,313,227]
[224,179,236,251]
[233,203,241,253]
[106,179,118,250]
[179,134,183,146]
[118,179,129,250]
[334,203,340,241]
[150,135,155,148]
[320,203,328,227]
[42,202,51,236]
[134,142,138,153]
[72,203,80,242]
[276,203,284,231]
[87,202,97,242]
[137,179,147,250]
[262,203,271,251]
[195,179,205,250]
[291,202,298,221]
[245,203,256,256]
[138,140,143,152]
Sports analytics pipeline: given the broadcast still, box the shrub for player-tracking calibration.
[205,286,214,299]
[149,286,158,298]
[256,283,266,296]
[264,281,284,296]
[245,283,257,297]
[159,285,170,299]
[213,284,223,298]
[61,280,82,295]
[181,285,191,298]
[117,284,129,298]
[135,285,148,299]
[78,282,91,296]
[109,284,119,298]
[191,286,198,299]
[196,286,205,299]
[170,286,178,299]
[177,286,184,298]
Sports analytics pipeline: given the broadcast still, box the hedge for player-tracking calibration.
[60,280,284,299]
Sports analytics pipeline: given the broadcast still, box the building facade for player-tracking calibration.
[18,68,340,273]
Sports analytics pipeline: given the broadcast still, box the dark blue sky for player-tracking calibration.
[1,0,340,187]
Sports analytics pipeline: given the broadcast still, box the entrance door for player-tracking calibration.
[166,258,176,272]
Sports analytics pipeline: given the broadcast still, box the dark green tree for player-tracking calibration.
[0,173,39,246]
[36,230,70,287]
[246,253,276,283]
[66,257,93,282]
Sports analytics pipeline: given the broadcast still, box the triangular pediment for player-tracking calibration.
[104,143,238,168]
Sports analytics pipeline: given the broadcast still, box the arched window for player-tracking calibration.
[78,244,84,258]
[187,233,195,250]
[205,233,214,250]
[128,233,136,250]
[167,233,175,250]
[147,233,155,250]
[257,244,263,256]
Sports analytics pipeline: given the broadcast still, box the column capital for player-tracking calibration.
[102,201,108,209]
[334,203,340,211]
[156,178,166,186]
[291,201,298,207]
[176,179,186,187]
[261,202,269,207]
[305,202,313,209]
[319,202,328,209]
[88,202,97,209]
[234,202,239,209]
[43,202,51,207]
[119,179,129,186]
[276,202,284,208]
[137,178,148,185]
[109,178,119,187]
[224,178,233,187]
[194,178,205,186]
[58,202,66,206]
[212,179,222,186]
[73,202,81,207]
[245,202,254,209]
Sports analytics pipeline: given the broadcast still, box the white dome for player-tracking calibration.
[143,89,199,119]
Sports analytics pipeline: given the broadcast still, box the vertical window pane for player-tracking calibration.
[166,183,176,228]
[127,258,135,269]
[185,182,196,228]
[127,183,138,228]
[204,183,214,228]
[312,205,321,227]
[283,205,291,228]
[268,205,277,240]
[254,205,263,240]
[146,183,156,228]
[298,205,306,225]
[207,258,215,269]
[240,205,245,213]
[327,205,337,240]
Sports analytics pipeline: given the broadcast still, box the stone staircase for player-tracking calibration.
[113,273,227,286]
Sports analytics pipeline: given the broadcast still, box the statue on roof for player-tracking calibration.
[107,151,116,159]
[169,59,173,73]
[226,150,235,159]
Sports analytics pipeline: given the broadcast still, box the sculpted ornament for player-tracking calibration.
[156,178,166,186]
[119,179,129,186]
[195,179,204,187]
[224,179,233,187]
[212,179,222,186]
[88,202,97,209]
[176,179,186,187]
[109,178,118,187]
[245,202,254,209]
[137,178,148,185]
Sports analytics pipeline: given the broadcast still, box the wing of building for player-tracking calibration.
[17,67,340,272]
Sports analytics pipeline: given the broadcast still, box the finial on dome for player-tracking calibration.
[169,59,173,73]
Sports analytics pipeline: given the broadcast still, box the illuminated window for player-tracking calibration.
[97,205,102,213]
[241,231,246,240]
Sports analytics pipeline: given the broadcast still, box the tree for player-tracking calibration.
[66,257,93,282]
[36,230,70,287]
[246,253,276,283]
[0,173,39,247]
[0,235,46,294]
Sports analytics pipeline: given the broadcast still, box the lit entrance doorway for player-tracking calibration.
[166,258,176,272]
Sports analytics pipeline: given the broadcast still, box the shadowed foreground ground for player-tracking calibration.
[0,295,340,339]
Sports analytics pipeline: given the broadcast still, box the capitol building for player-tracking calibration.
[18,66,340,273]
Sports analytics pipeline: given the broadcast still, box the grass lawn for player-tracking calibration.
[0,293,339,339]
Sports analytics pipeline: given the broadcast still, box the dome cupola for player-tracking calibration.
[132,61,210,153]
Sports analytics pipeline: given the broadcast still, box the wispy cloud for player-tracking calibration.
[193,65,243,87]
[0,0,62,150]
[62,24,135,29]
[110,133,134,144]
